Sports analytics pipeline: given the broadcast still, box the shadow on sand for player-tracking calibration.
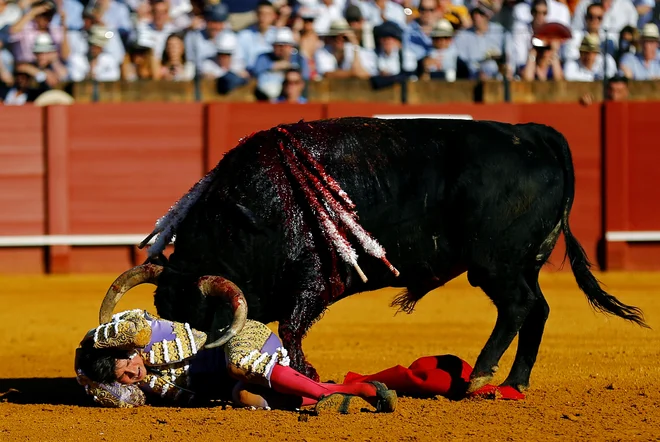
[0,377,92,406]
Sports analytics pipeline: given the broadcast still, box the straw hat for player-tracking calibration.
[430,19,454,38]
[33,32,56,53]
[323,18,353,37]
[215,31,237,54]
[34,90,75,106]
[88,25,114,48]
[641,23,659,41]
[579,33,601,53]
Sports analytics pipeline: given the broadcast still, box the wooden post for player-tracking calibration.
[45,106,71,273]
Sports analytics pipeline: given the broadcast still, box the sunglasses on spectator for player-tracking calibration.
[532,9,547,15]
[285,78,304,85]
[418,7,435,12]
[586,14,603,20]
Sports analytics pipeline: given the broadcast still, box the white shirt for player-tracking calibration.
[68,52,121,82]
[315,42,378,76]
[355,0,408,29]
[511,22,533,67]
[376,47,417,75]
[0,3,22,29]
[201,55,247,78]
[571,0,638,39]
[311,2,346,36]
[513,0,571,27]
[3,88,27,105]
[563,53,617,81]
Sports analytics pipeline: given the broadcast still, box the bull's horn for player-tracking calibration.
[197,275,248,349]
[99,263,164,324]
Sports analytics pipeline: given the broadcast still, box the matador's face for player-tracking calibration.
[114,351,147,385]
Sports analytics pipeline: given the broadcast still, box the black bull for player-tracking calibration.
[100,117,646,394]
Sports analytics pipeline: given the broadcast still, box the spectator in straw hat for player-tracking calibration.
[68,25,121,82]
[420,18,458,81]
[564,33,617,81]
[562,3,616,63]
[315,18,377,78]
[31,32,68,86]
[619,22,660,79]
[68,6,125,66]
[202,31,250,94]
[9,0,70,64]
[252,26,310,99]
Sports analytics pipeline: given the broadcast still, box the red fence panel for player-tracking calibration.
[0,106,46,273]
[205,103,325,171]
[604,102,660,270]
[47,103,205,272]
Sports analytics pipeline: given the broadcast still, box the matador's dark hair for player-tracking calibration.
[76,339,132,384]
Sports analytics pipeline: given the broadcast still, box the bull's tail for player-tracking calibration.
[552,128,648,328]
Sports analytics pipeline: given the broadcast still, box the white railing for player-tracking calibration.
[0,234,158,247]
[605,231,660,242]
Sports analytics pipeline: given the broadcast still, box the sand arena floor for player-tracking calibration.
[0,271,659,441]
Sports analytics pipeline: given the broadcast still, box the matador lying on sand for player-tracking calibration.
[74,310,522,413]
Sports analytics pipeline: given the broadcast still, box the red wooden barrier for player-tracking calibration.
[0,107,46,273]
[46,103,205,272]
[206,103,325,171]
[604,102,660,270]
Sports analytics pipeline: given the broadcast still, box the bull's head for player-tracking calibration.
[98,264,247,349]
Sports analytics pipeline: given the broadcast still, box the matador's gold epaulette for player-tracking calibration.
[92,309,152,349]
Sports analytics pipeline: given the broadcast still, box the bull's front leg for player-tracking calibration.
[278,290,328,382]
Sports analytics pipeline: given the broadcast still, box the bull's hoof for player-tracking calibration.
[466,374,493,394]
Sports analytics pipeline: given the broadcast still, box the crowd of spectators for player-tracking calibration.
[0,0,654,104]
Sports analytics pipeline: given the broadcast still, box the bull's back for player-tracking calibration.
[215,117,563,230]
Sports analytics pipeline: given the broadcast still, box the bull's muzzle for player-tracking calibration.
[99,263,248,349]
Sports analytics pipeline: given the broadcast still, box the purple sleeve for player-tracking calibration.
[143,318,177,354]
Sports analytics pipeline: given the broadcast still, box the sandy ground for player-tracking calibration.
[1,271,659,441]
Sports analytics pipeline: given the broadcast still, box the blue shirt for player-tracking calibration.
[405,20,433,61]
[620,52,660,80]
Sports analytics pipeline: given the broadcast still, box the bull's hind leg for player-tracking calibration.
[466,270,536,393]
[500,270,549,392]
